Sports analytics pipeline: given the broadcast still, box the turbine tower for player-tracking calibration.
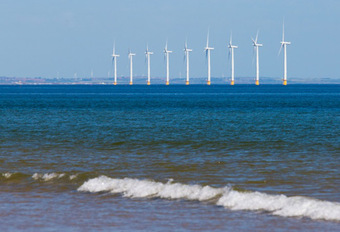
[184,41,192,85]
[111,44,120,85]
[279,24,291,85]
[145,45,153,85]
[164,42,172,85]
[228,34,238,85]
[204,31,214,85]
[252,32,263,85]
[128,50,136,85]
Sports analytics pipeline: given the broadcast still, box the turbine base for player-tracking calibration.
[231,80,235,85]
[255,80,260,86]
[114,82,117,86]
[185,81,189,85]
[166,81,169,85]
[147,81,151,85]
[207,81,211,85]
[283,80,287,86]
[129,82,133,85]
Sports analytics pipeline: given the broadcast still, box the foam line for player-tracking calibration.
[32,173,66,181]
[78,176,340,222]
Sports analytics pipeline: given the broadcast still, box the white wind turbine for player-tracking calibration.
[279,23,291,85]
[204,31,214,85]
[184,41,192,85]
[128,50,136,85]
[228,34,238,85]
[164,42,172,85]
[111,43,120,85]
[252,31,263,85]
[145,45,153,85]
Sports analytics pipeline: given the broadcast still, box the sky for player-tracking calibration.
[0,0,339,82]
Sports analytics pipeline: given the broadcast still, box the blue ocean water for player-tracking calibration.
[0,85,339,231]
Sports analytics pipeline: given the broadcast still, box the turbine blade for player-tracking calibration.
[251,37,255,45]
[255,30,259,43]
[206,30,209,47]
[278,44,283,56]
[282,21,285,42]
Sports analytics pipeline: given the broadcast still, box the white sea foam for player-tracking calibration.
[69,174,78,180]
[216,190,340,221]
[78,176,340,222]
[2,172,13,178]
[32,173,66,181]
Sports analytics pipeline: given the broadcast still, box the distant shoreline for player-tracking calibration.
[0,83,339,86]
[1,76,339,85]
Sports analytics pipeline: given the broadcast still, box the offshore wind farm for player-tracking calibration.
[107,26,290,86]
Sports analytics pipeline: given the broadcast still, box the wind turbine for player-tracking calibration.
[164,42,172,85]
[279,23,291,85]
[204,31,214,85]
[111,43,120,85]
[228,34,238,85]
[145,45,153,85]
[128,50,136,85]
[252,31,263,85]
[184,41,192,85]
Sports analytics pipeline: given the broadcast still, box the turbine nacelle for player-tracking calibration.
[204,47,214,51]
[128,52,136,58]
[252,41,263,47]
[145,50,153,55]
[228,44,238,49]
[164,49,173,54]
[281,41,291,45]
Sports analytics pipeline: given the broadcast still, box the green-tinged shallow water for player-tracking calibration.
[0,85,339,231]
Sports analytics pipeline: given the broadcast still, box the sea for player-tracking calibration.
[0,84,339,231]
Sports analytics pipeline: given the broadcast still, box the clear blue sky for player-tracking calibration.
[0,0,339,81]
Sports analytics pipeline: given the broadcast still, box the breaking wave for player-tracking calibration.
[78,176,340,222]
